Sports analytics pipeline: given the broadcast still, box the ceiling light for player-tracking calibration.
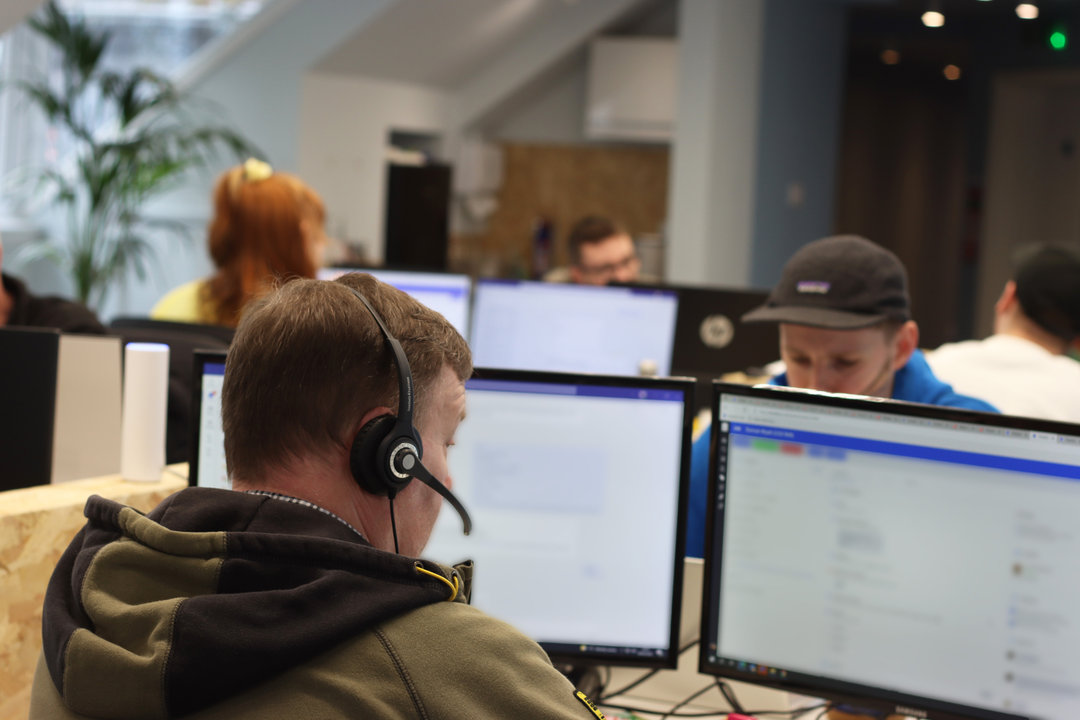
[922,10,945,28]
[943,64,962,81]
[1016,3,1039,20]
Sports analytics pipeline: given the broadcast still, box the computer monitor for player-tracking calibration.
[615,281,778,411]
[700,382,1080,720]
[423,368,694,668]
[469,279,678,376]
[667,285,775,378]
[317,267,472,337]
[188,350,228,489]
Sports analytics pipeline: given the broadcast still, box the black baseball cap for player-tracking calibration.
[1013,243,1080,343]
[742,235,911,330]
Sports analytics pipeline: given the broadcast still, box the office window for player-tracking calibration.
[0,0,266,217]
[58,0,266,78]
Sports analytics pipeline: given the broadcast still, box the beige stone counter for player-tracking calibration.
[0,465,187,720]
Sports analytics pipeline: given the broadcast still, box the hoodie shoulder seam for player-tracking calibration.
[374,627,429,720]
[160,596,186,719]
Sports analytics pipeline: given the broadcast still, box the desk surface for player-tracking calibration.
[0,465,187,720]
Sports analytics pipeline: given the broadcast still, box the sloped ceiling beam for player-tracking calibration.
[450,0,650,133]
[0,0,43,36]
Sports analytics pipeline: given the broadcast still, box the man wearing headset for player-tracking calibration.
[31,274,601,719]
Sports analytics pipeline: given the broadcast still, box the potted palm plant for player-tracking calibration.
[5,0,259,310]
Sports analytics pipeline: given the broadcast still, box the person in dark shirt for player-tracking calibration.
[0,232,105,334]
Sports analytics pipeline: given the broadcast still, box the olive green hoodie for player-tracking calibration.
[31,488,601,719]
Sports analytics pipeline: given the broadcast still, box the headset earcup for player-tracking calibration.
[350,415,397,496]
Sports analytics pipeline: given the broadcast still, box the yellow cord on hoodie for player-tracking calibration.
[414,563,460,602]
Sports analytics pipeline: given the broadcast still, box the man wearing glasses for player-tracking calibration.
[567,215,641,286]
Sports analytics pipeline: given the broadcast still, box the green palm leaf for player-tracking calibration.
[5,0,261,308]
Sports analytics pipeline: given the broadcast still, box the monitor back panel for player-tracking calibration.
[668,285,775,380]
[0,328,61,489]
[0,328,123,489]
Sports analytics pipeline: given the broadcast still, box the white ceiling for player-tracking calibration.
[314,0,626,88]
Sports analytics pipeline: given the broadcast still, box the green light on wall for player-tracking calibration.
[1050,27,1068,51]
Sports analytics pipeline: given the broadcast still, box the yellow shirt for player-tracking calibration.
[150,279,216,324]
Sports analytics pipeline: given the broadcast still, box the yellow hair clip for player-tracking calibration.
[242,158,273,182]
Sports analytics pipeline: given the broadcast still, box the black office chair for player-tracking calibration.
[107,318,233,465]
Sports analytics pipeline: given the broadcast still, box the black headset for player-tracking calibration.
[344,287,472,536]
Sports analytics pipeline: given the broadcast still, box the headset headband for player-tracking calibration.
[347,288,416,442]
[344,284,472,536]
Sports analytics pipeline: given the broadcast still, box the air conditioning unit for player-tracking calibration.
[585,37,678,142]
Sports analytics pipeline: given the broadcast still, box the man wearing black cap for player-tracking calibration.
[684,235,997,558]
[927,243,1080,422]
[739,235,997,405]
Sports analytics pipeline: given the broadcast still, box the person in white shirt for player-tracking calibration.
[927,244,1080,422]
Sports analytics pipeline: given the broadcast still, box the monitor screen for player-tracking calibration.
[700,383,1080,720]
[469,279,678,376]
[188,351,229,489]
[317,267,472,337]
[423,368,694,668]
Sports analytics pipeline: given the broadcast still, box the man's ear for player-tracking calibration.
[891,320,919,371]
[995,280,1018,316]
[351,405,396,443]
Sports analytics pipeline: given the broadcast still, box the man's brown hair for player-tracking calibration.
[567,215,625,266]
[222,273,472,484]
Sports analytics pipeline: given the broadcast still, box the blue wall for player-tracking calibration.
[750,0,847,289]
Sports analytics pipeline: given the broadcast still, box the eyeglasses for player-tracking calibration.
[578,253,640,279]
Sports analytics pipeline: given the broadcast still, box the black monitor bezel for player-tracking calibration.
[696,381,1079,720]
[466,366,696,670]
[187,349,228,488]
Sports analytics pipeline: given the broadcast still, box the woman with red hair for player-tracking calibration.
[152,159,327,327]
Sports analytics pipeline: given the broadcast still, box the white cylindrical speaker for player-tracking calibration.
[120,342,170,482]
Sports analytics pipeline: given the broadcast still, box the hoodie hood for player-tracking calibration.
[40,488,468,720]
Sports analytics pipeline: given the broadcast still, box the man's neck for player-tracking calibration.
[997,312,1069,355]
[232,455,393,551]
[242,489,365,538]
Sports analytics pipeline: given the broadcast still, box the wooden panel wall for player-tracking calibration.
[451,142,670,277]
[834,78,968,348]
